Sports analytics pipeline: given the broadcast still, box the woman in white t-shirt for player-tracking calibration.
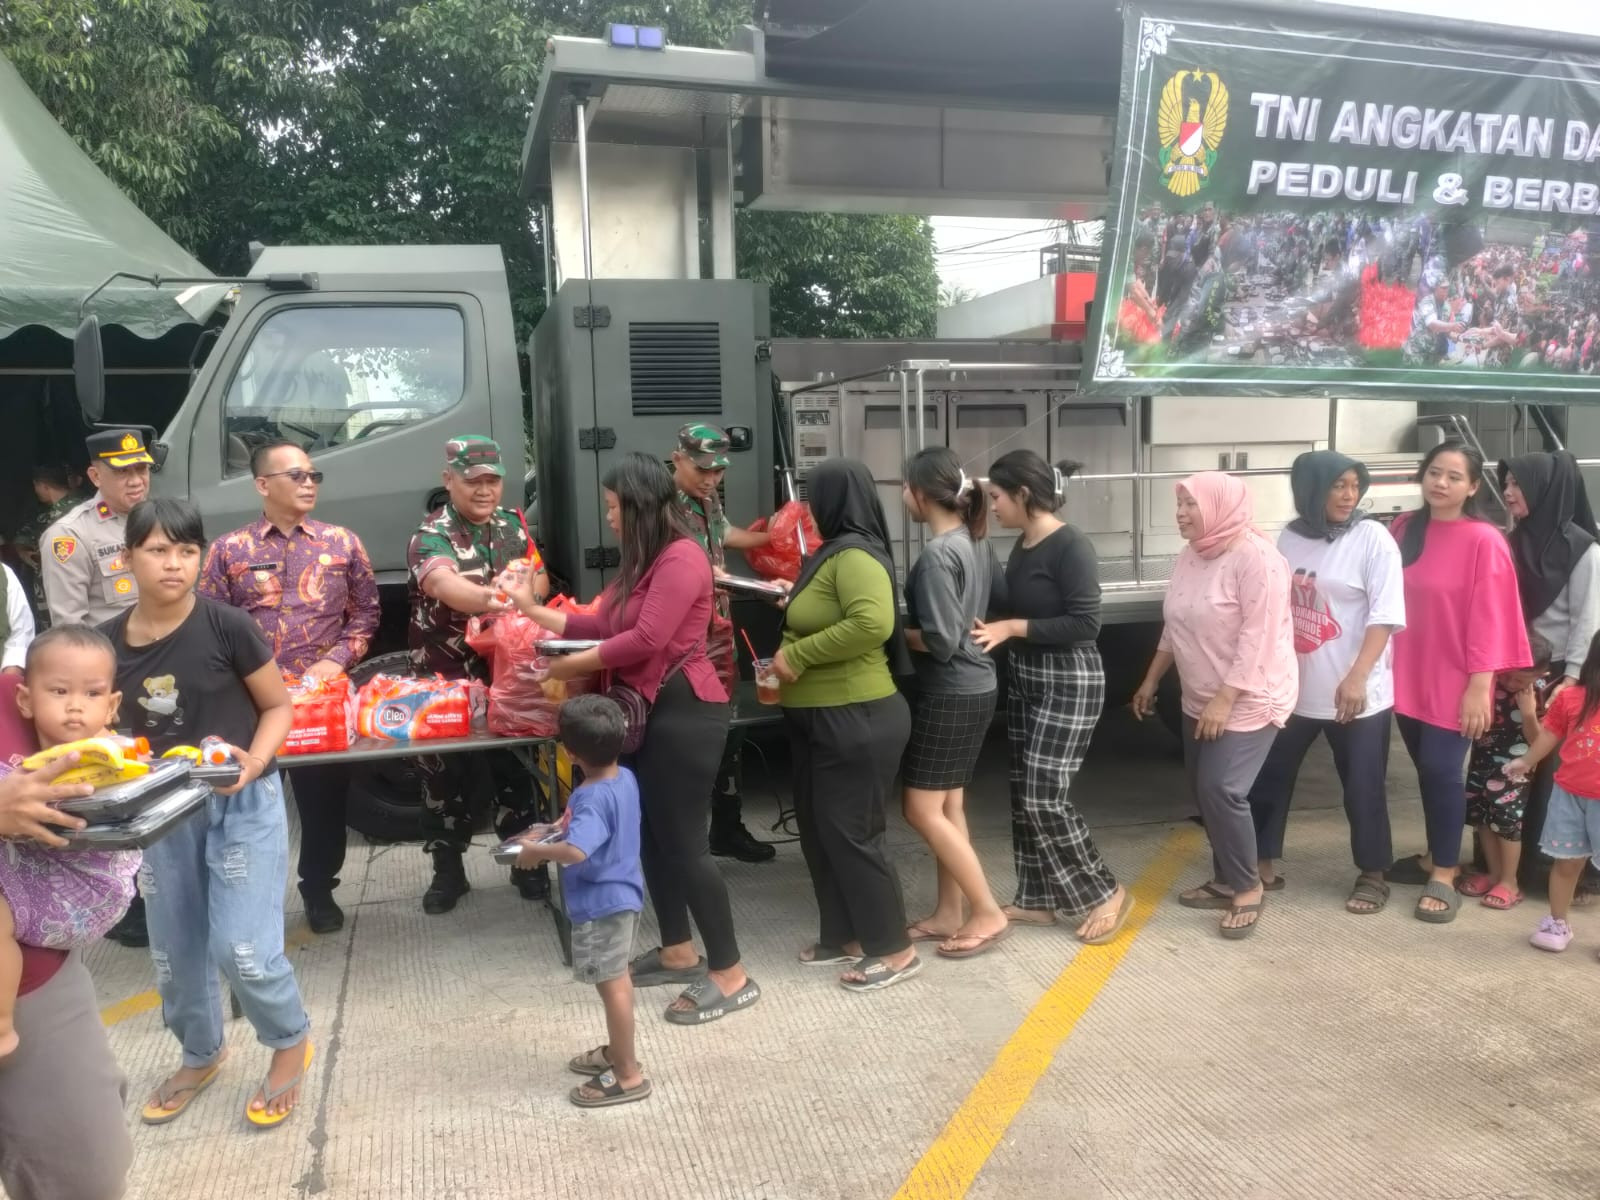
[1244,452,1407,914]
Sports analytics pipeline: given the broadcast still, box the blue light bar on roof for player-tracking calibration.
[606,23,665,50]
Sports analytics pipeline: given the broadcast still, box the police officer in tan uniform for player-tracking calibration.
[39,428,151,947]
[40,429,148,628]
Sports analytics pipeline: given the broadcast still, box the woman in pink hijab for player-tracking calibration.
[1132,472,1297,938]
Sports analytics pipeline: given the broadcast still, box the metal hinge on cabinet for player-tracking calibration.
[583,546,621,569]
[573,305,611,328]
[578,427,617,450]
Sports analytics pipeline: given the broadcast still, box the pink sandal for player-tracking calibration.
[1457,873,1494,897]
[1481,883,1524,910]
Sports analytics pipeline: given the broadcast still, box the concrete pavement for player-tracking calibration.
[67,711,1600,1200]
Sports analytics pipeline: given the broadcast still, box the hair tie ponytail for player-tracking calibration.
[1052,466,1065,501]
[956,468,973,498]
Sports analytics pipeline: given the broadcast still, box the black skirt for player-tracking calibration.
[901,689,997,789]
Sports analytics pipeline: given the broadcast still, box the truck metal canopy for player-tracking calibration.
[249,245,510,295]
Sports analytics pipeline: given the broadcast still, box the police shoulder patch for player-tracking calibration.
[52,536,77,564]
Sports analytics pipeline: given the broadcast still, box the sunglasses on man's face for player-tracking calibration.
[261,468,324,485]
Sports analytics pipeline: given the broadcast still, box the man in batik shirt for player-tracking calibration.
[407,435,549,914]
[200,441,380,933]
[671,423,777,863]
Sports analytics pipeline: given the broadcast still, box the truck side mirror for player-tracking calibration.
[73,315,106,423]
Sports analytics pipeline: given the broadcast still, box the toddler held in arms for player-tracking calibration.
[513,694,650,1107]
[0,626,142,1056]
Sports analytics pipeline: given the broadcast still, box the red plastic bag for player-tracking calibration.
[280,674,354,755]
[744,501,822,582]
[355,674,472,741]
[473,612,565,737]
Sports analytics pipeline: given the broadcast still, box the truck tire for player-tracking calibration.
[344,651,424,843]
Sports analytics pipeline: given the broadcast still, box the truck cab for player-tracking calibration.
[79,244,526,605]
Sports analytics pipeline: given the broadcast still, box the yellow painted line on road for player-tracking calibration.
[892,825,1203,1200]
[101,924,319,1027]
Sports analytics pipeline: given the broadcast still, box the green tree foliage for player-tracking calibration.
[2,0,940,341]
[739,212,941,339]
[0,0,235,248]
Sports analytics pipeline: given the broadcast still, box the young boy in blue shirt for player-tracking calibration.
[515,694,648,1107]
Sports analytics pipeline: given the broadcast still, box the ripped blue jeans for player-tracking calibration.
[140,772,310,1068]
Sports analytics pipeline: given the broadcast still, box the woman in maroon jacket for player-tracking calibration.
[0,676,134,1200]
[510,453,759,1026]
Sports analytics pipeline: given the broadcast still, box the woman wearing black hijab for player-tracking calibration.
[1244,450,1407,914]
[774,458,918,992]
[1485,450,1600,893]
[1501,451,1599,692]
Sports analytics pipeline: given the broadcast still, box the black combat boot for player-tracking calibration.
[709,792,776,863]
[422,848,471,914]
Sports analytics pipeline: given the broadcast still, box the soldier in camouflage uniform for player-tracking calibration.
[670,423,778,863]
[10,465,86,618]
[408,434,550,913]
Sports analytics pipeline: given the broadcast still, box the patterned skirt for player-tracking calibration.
[902,689,998,790]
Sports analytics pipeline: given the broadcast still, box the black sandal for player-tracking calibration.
[629,947,707,988]
[569,1070,652,1108]
[840,954,924,992]
[663,976,761,1025]
[1387,855,1430,885]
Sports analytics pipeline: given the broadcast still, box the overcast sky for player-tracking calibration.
[933,1,1600,303]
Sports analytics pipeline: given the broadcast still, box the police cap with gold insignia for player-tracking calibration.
[87,428,155,468]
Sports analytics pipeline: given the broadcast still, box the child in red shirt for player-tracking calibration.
[1505,630,1600,954]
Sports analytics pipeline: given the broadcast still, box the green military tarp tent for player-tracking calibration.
[0,51,218,341]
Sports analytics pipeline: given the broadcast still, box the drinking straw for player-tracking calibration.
[740,628,761,663]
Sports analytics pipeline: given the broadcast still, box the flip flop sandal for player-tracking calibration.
[799,943,860,967]
[936,926,1011,960]
[907,922,956,943]
[1387,854,1431,885]
[1080,890,1135,946]
[568,1045,620,1077]
[1262,875,1287,892]
[629,947,708,988]
[1345,876,1391,915]
[840,954,924,992]
[141,1058,226,1126]
[1414,880,1460,925]
[663,976,762,1025]
[569,1069,653,1108]
[245,1040,314,1130]
[1481,883,1525,910]
[1219,902,1263,940]
[1179,882,1235,910]
[1457,872,1495,897]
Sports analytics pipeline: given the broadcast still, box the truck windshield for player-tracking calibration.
[222,304,465,474]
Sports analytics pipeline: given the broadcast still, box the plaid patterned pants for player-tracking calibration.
[1005,645,1117,914]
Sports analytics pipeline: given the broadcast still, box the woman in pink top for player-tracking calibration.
[1387,441,1530,924]
[510,453,759,1025]
[1132,473,1296,939]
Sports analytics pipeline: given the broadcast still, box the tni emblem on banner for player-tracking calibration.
[1158,69,1229,197]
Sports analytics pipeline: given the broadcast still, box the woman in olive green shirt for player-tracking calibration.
[774,458,919,992]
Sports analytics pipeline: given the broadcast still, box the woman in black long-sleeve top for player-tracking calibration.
[973,451,1131,945]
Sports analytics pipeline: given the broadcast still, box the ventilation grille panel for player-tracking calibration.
[629,321,722,416]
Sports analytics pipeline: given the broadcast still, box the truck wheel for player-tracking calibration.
[344,651,424,843]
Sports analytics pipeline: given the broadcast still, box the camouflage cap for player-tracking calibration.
[676,422,730,470]
[445,434,504,479]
